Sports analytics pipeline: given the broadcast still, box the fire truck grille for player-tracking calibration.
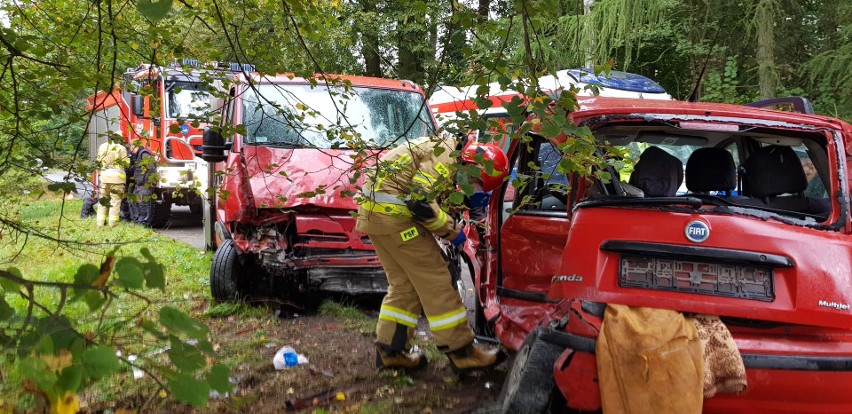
[618,255,775,302]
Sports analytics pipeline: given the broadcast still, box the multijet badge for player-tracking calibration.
[685,220,710,243]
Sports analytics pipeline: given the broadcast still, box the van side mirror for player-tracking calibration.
[202,128,230,162]
[130,95,144,117]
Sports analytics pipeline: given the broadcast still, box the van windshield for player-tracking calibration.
[242,83,435,148]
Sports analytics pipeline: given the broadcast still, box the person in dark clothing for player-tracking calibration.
[81,188,98,219]
[129,144,157,226]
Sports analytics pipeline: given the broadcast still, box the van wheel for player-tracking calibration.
[210,239,244,302]
[499,327,564,414]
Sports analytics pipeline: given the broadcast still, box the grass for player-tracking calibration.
[0,196,214,409]
[206,301,271,318]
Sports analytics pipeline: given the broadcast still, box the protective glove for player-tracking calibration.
[451,230,467,247]
[467,191,491,208]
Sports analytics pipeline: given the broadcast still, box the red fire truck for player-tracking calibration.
[85,60,247,226]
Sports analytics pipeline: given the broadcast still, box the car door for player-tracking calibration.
[482,135,573,348]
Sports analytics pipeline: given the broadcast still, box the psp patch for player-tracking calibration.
[434,162,449,177]
[400,226,419,242]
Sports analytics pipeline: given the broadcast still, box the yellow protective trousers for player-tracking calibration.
[96,182,124,227]
[369,222,474,353]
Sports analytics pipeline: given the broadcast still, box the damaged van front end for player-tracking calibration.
[203,74,436,301]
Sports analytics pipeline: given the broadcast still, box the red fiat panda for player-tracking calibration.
[470,96,852,413]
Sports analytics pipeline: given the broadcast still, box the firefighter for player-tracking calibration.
[129,140,157,226]
[95,135,129,227]
[355,135,509,373]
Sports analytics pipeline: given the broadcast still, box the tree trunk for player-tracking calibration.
[478,0,491,21]
[755,0,779,99]
[360,0,382,77]
[396,3,428,83]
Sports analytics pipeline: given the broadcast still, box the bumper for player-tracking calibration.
[545,328,852,413]
[158,165,199,189]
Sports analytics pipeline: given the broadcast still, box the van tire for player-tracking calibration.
[210,239,243,302]
[499,327,563,414]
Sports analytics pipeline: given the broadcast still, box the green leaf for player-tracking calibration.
[140,248,165,290]
[159,307,209,340]
[18,357,55,390]
[448,192,464,205]
[73,264,100,286]
[141,319,167,340]
[40,317,76,351]
[114,258,144,289]
[1,267,22,293]
[0,297,14,320]
[168,372,210,407]
[56,364,84,393]
[83,291,107,312]
[167,338,206,373]
[72,264,100,298]
[197,339,214,355]
[473,96,493,110]
[137,0,174,21]
[207,364,233,394]
[82,345,120,379]
[47,182,77,194]
[35,335,55,356]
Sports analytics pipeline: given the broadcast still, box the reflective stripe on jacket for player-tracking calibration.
[355,136,461,239]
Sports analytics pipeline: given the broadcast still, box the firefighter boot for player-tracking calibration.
[375,346,428,371]
[446,342,507,375]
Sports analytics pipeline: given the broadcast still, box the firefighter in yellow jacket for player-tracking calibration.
[95,135,129,227]
[355,135,509,373]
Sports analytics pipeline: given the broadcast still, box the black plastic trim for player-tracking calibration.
[513,210,568,218]
[740,354,852,371]
[497,287,556,303]
[542,328,852,371]
[600,240,793,268]
[538,328,596,353]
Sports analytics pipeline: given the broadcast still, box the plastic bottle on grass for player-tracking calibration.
[273,346,299,370]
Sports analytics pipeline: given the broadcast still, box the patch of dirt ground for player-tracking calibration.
[82,304,509,414]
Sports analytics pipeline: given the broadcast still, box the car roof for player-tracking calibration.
[570,96,845,130]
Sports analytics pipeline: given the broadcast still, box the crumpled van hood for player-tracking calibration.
[242,146,371,211]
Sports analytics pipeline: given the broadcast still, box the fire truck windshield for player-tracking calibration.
[167,82,211,119]
[242,83,434,149]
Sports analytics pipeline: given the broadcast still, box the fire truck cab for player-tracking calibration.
[85,60,240,226]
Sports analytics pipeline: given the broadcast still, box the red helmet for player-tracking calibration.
[460,142,509,192]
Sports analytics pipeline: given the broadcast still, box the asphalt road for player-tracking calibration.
[156,205,206,250]
[45,171,92,197]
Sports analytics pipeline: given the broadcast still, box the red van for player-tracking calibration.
[200,74,436,300]
[470,96,852,413]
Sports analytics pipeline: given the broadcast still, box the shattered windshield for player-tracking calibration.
[242,83,435,149]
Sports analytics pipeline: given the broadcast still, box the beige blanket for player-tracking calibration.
[596,305,748,414]
[688,314,748,398]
